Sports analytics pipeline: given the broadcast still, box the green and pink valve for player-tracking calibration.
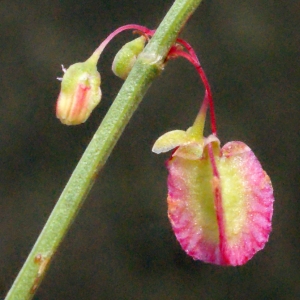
[56,25,274,266]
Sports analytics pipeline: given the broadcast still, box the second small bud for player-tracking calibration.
[112,36,146,80]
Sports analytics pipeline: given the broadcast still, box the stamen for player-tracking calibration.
[61,64,67,73]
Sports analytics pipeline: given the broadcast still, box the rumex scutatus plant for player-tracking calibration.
[5,2,274,299]
[57,24,274,266]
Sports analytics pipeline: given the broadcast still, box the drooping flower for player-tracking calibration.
[56,53,101,125]
[153,94,274,266]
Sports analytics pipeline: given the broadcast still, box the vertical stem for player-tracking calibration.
[5,0,203,299]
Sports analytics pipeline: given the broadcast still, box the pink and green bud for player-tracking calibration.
[56,54,101,125]
[112,36,146,80]
[153,110,274,266]
[56,25,153,124]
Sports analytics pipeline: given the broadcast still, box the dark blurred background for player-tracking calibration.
[0,0,299,299]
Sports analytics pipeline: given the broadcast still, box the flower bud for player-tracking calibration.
[112,36,146,80]
[56,55,101,125]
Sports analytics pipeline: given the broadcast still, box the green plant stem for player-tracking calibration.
[5,0,203,299]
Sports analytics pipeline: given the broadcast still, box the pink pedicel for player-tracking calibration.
[166,141,274,266]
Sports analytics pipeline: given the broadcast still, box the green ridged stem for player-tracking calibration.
[5,0,203,299]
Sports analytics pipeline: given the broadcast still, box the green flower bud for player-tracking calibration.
[112,36,146,80]
[56,54,101,125]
